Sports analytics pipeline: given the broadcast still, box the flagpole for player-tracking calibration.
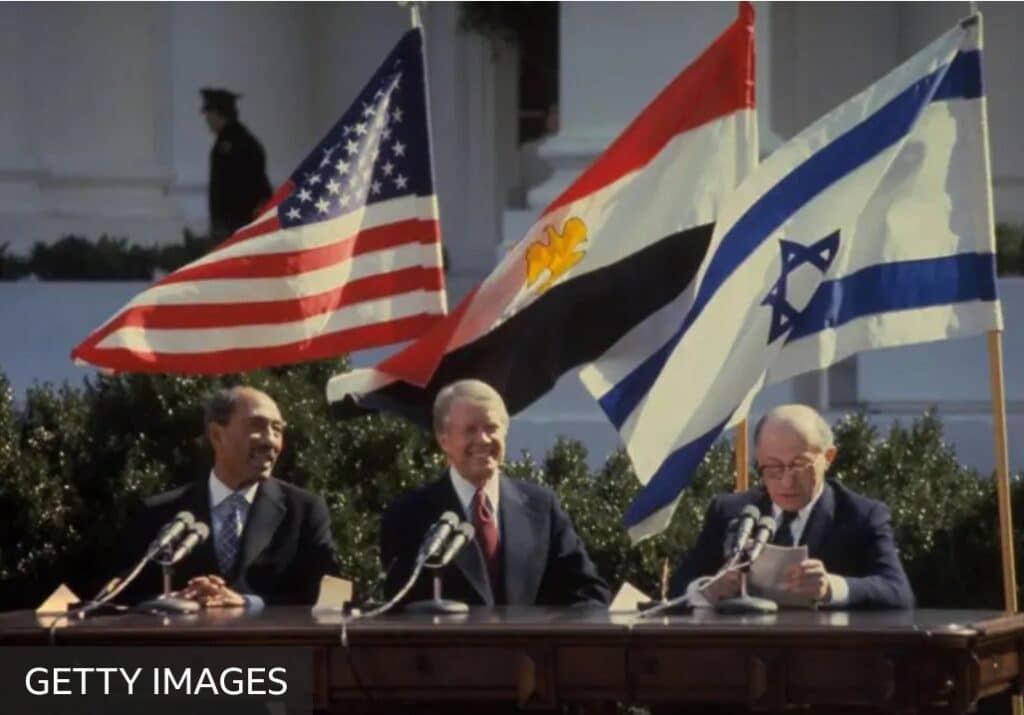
[400,1,423,29]
[988,331,1018,613]
[970,4,1019,618]
[735,419,749,491]
[974,6,1021,709]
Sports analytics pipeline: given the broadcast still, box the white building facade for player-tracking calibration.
[1,2,1021,471]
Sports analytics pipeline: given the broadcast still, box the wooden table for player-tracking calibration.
[0,606,1021,713]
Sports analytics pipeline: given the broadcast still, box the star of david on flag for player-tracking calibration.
[762,232,840,344]
[592,14,1001,543]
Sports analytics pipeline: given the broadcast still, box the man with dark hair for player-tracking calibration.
[669,404,913,610]
[201,88,273,239]
[381,379,610,607]
[119,386,338,607]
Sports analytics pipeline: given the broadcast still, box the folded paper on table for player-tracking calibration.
[311,575,354,613]
[609,581,653,612]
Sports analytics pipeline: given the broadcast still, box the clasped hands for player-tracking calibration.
[700,558,831,604]
[176,574,246,608]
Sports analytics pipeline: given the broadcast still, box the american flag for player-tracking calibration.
[72,28,446,374]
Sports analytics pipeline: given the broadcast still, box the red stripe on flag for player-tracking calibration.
[375,284,479,386]
[89,267,445,336]
[161,219,439,284]
[543,3,755,216]
[71,313,442,375]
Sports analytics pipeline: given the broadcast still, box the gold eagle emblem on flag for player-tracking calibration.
[525,217,588,294]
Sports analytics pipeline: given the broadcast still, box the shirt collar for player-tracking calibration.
[770,479,825,524]
[208,470,260,509]
[448,466,500,515]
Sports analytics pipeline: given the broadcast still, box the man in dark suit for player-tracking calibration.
[670,404,913,610]
[119,386,338,608]
[381,379,610,607]
[201,88,273,240]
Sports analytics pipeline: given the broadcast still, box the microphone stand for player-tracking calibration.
[136,546,200,614]
[405,558,469,615]
[715,563,778,615]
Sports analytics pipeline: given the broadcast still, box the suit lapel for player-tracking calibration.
[499,478,546,605]
[237,478,286,575]
[185,480,220,576]
[434,477,494,605]
[799,481,836,555]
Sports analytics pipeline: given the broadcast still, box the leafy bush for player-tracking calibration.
[0,364,1018,612]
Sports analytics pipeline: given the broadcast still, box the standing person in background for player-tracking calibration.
[200,88,273,240]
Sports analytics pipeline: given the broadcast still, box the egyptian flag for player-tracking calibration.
[326,3,757,426]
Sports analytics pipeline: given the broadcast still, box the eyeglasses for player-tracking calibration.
[756,458,817,481]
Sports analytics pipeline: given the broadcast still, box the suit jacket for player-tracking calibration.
[118,477,339,606]
[380,474,610,607]
[668,479,914,609]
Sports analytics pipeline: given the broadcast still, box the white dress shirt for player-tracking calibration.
[448,467,500,530]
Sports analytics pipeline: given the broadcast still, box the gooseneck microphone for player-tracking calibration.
[437,522,475,567]
[744,515,777,564]
[168,522,210,565]
[725,505,760,566]
[145,511,196,558]
[417,511,460,563]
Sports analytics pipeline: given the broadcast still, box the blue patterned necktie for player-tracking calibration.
[215,492,246,577]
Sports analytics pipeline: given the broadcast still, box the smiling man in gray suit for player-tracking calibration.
[381,379,610,607]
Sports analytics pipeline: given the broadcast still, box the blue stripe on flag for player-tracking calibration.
[786,252,997,342]
[623,417,730,530]
[934,50,982,101]
[600,55,973,431]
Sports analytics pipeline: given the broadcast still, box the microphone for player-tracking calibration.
[437,522,475,567]
[728,505,760,561]
[722,517,740,557]
[417,511,460,563]
[146,511,196,558]
[168,522,210,564]
[744,515,777,564]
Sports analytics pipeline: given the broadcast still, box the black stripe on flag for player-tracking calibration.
[332,222,714,428]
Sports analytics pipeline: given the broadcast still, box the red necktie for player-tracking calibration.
[472,488,500,588]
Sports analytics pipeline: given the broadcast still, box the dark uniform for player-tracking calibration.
[201,88,273,239]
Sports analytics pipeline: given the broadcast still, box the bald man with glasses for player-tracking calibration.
[668,404,913,610]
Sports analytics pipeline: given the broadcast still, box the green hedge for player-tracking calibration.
[0,231,219,281]
[0,361,1020,610]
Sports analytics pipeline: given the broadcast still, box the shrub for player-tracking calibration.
[0,365,1018,612]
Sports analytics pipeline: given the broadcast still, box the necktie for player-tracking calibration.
[215,492,245,577]
[471,489,500,588]
[773,510,799,547]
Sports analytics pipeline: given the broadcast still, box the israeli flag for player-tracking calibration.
[580,14,1002,543]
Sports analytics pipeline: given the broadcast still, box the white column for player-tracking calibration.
[169,3,319,233]
[0,4,45,243]
[18,3,181,246]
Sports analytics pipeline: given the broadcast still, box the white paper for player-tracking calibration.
[35,583,80,614]
[311,575,353,613]
[608,581,653,612]
[748,544,815,608]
